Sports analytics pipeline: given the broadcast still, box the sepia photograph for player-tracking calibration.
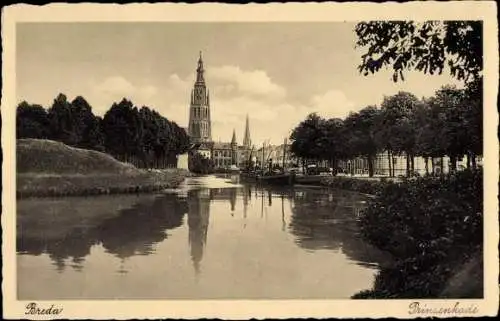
[2,2,498,319]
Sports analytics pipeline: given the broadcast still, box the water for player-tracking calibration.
[17,175,391,299]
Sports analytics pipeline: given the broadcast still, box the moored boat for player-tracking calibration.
[258,173,295,185]
[295,174,324,185]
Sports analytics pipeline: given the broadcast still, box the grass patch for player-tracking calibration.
[16,139,188,198]
[17,139,139,175]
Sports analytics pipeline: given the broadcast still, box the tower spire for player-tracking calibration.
[231,128,237,145]
[196,50,205,83]
[243,114,251,148]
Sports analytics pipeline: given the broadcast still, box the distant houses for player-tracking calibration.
[340,153,482,177]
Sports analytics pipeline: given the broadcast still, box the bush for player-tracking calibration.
[353,169,483,298]
[188,152,214,174]
[359,169,482,260]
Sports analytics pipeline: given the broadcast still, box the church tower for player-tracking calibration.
[188,51,212,144]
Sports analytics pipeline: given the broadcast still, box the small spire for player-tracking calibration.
[243,114,251,148]
[231,129,237,145]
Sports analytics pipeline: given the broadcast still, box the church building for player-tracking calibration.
[187,52,253,169]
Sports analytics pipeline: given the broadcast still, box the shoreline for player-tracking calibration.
[17,169,189,199]
[318,175,385,196]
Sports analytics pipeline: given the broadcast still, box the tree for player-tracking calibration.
[378,91,420,176]
[47,93,80,145]
[319,118,346,172]
[343,106,381,177]
[81,115,105,152]
[16,101,50,139]
[289,113,326,169]
[101,98,144,165]
[430,86,471,172]
[70,96,104,151]
[188,152,214,174]
[413,99,445,175]
[355,21,482,84]
[356,21,483,173]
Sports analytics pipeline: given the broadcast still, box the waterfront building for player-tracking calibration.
[340,152,481,177]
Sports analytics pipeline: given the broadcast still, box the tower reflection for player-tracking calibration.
[187,189,211,277]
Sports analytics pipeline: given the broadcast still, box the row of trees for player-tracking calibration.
[291,20,483,176]
[17,93,190,168]
[289,85,482,177]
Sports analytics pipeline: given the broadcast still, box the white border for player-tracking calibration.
[2,2,498,319]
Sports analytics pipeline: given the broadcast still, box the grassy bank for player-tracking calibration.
[17,139,188,198]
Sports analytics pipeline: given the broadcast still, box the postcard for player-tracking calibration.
[2,2,498,319]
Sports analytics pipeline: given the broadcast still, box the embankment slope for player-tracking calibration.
[17,139,187,197]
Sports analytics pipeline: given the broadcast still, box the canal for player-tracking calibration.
[17,175,392,299]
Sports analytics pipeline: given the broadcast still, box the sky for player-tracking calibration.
[16,22,463,146]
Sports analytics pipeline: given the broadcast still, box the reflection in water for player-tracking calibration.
[289,188,391,267]
[17,177,392,299]
[17,194,187,273]
[187,189,210,277]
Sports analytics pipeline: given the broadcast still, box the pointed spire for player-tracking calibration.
[243,114,251,148]
[196,50,205,83]
[231,128,237,145]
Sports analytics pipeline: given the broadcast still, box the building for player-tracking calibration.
[187,52,253,169]
[338,152,482,177]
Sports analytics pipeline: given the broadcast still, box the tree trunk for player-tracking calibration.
[440,156,444,175]
[406,152,410,177]
[368,154,374,177]
[424,157,429,176]
[471,153,477,169]
[387,150,392,177]
[467,152,472,169]
[450,154,457,173]
[392,154,396,177]
[411,154,415,172]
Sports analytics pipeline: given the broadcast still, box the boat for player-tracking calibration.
[239,138,297,186]
[294,174,323,185]
[228,164,240,174]
[258,173,296,185]
[294,173,333,185]
[240,171,258,181]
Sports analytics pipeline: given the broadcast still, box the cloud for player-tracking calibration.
[310,89,358,119]
[89,76,159,115]
[85,71,356,147]
[209,65,286,100]
[150,66,292,143]
[151,67,358,146]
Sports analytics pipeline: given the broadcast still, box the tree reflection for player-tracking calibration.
[288,188,392,268]
[96,194,186,259]
[17,194,187,272]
